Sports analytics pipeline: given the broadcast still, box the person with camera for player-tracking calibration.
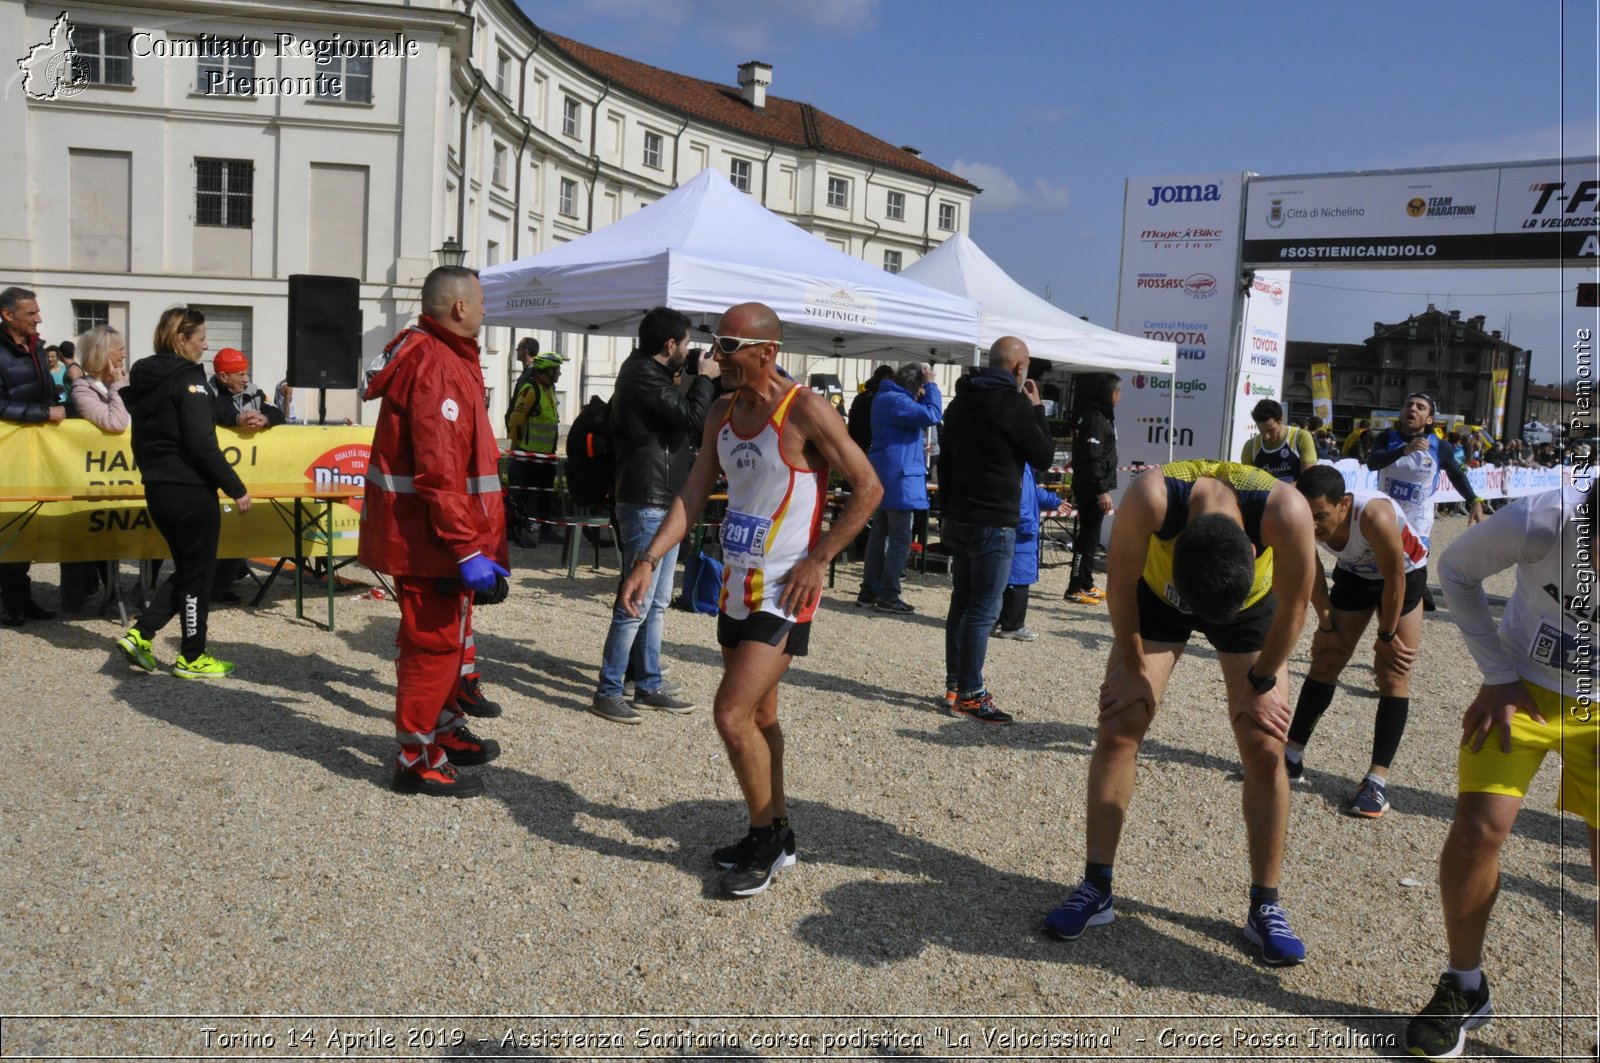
[591,307,720,724]
[360,267,508,798]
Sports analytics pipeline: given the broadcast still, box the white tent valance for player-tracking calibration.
[479,170,981,361]
[900,232,1175,374]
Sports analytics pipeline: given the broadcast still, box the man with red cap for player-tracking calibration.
[360,266,509,797]
[208,347,284,430]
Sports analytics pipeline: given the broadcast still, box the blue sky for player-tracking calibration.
[519,0,1599,384]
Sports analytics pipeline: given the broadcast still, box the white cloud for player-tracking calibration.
[950,160,1071,212]
[1370,121,1599,170]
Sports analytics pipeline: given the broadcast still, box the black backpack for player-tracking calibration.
[565,395,615,508]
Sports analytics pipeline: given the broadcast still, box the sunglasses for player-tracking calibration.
[710,334,774,356]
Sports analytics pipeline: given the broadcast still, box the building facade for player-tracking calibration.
[1283,304,1531,436]
[6,0,977,426]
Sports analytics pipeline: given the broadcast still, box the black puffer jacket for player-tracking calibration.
[609,351,717,506]
[0,329,55,423]
[121,352,247,497]
[1070,396,1118,499]
[936,367,1055,527]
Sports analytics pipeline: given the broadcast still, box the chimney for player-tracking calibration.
[1468,314,1486,332]
[900,145,922,157]
[737,61,771,110]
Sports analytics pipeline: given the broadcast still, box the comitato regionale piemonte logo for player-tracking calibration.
[16,12,88,101]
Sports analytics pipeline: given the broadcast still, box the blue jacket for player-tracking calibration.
[1009,463,1063,587]
[868,379,941,511]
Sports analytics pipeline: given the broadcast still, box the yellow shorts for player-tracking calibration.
[1457,681,1599,829]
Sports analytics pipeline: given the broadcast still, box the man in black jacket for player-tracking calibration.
[591,307,721,724]
[1065,374,1120,605]
[0,286,64,625]
[937,336,1055,723]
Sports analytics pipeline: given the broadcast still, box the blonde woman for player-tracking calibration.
[114,307,252,679]
[68,325,129,432]
[59,325,129,611]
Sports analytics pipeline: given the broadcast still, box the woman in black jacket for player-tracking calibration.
[114,307,253,679]
[1065,373,1120,604]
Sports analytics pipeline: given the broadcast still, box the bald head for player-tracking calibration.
[986,335,1029,373]
[720,301,782,342]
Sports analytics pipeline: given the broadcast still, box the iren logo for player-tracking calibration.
[1147,183,1222,207]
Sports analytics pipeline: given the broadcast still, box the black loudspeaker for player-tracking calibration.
[287,274,361,389]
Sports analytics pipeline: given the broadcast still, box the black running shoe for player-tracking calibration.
[720,831,794,897]
[713,825,796,869]
[436,725,501,766]
[1404,972,1492,1059]
[455,673,504,718]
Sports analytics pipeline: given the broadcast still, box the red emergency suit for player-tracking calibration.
[359,317,507,770]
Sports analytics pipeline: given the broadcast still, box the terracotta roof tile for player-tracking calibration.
[542,33,976,191]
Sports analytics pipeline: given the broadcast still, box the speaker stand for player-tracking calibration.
[318,388,328,425]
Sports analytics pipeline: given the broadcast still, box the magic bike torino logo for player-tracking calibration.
[16,12,89,101]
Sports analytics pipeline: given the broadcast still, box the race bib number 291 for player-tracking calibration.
[722,510,773,566]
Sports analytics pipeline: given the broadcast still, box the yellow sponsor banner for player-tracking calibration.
[0,421,372,563]
[1310,362,1333,425]
[1491,367,1510,439]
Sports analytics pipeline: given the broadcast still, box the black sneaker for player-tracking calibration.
[1404,972,1492,1059]
[455,673,504,718]
[392,760,484,798]
[713,824,796,869]
[874,598,914,614]
[853,592,875,608]
[436,724,501,766]
[1285,754,1306,784]
[953,690,1014,724]
[720,831,794,897]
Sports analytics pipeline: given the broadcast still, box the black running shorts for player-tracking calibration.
[717,611,811,657]
[1329,565,1427,616]
[1136,579,1276,654]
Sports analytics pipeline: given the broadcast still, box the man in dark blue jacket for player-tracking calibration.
[857,362,941,613]
[0,286,64,625]
[936,337,1055,723]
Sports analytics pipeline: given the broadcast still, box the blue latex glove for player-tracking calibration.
[458,554,510,593]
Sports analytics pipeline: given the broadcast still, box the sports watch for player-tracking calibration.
[1245,667,1276,694]
[1376,630,1397,643]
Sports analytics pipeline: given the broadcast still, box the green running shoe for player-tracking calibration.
[115,629,156,672]
[172,652,236,679]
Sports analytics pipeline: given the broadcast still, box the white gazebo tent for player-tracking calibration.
[479,170,981,369]
[900,232,1175,375]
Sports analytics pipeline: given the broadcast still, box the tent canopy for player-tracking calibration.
[900,232,1174,375]
[479,170,981,361]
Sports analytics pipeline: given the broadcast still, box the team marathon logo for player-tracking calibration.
[1406,195,1478,219]
[16,13,88,100]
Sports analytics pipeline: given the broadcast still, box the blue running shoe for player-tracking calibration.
[1243,900,1306,966]
[1044,880,1114,940]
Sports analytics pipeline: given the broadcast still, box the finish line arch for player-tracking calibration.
[1113,157,1600,469]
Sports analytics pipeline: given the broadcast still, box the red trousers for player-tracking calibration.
[394,577,473,769]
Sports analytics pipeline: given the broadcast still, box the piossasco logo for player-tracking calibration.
[16,12,89,101]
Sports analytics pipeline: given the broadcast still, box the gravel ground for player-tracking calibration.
[1,514,1594,1060]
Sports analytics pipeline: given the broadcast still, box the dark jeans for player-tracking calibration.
[135,482,221,659]
[0,562,33,613]
[1069,497,1106,593]
[942,519,1016,696]
[861,507,915,603]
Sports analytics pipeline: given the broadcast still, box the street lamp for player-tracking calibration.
[434,237,466,267]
